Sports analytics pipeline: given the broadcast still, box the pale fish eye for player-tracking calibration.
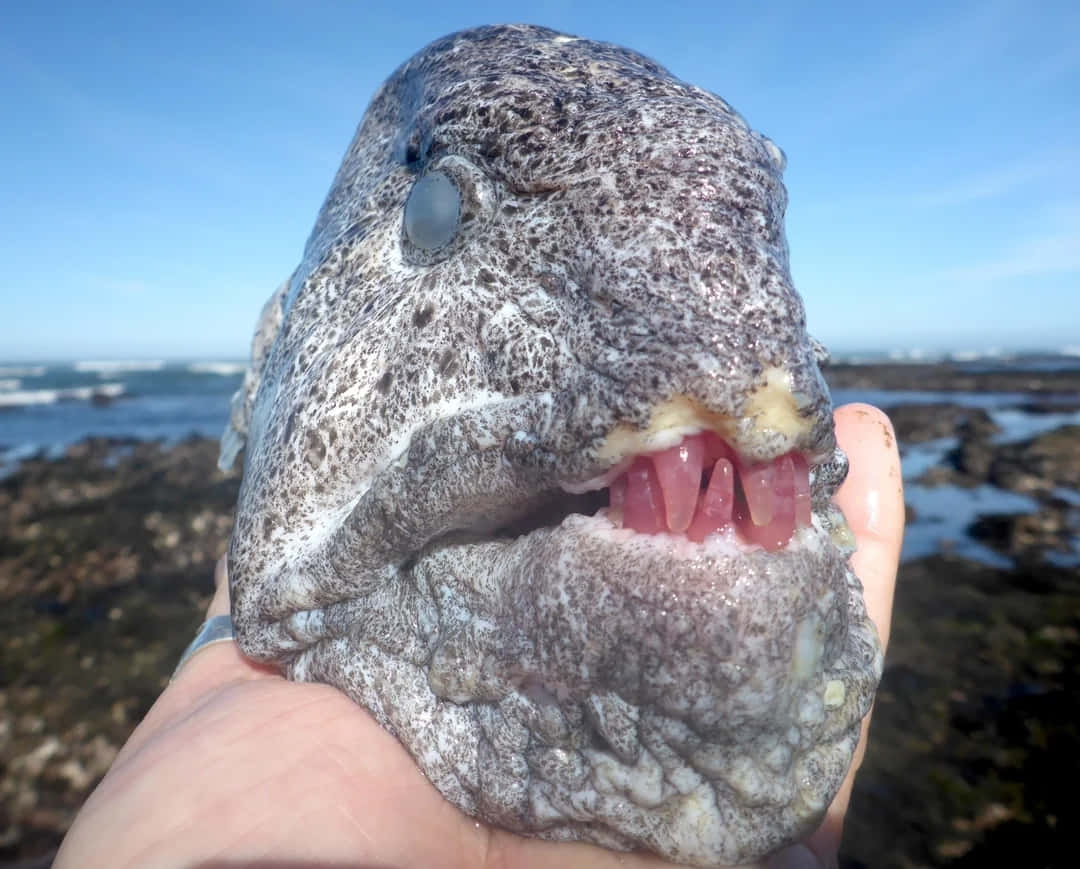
[404,171,461,250]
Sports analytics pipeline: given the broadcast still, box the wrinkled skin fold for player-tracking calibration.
[222,24,883,867]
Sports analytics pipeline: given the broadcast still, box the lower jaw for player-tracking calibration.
[275,498,881,866]
[414,509,852,723]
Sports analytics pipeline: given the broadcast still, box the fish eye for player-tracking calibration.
[404,170,461,250]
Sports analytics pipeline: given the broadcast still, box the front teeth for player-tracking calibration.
[606,431,814,551]
[650,435,705,533]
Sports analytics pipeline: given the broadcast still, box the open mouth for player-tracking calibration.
[495,431,814,552]
[609,431,812,549]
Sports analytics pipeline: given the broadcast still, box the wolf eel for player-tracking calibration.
[220,24,883,866]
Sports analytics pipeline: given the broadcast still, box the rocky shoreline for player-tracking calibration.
[2,365,1079,867]
[1,438,238,863]
[826,360,1080,398]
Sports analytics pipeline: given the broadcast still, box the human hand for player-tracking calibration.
[55,403,902,869]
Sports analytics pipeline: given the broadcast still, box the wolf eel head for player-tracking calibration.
[221,24,882,867]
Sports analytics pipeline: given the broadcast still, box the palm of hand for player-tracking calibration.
[56,405,901,869]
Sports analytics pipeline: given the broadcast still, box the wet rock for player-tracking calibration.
[949,438,996,481]
[944,424,1080,501]
[969,504,1079,563]
[885,404,999,446]
[824,361,1080,395]
[915,465,971,488]
[989,425,1080,495]
[0,436,239,862]
[1008,399,1080,415]
[841,555,1080,868]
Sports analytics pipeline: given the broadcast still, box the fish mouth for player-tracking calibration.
[505,429,814,552]
[232,386,850,666]
[275,404,879,865]
[232,393,881,866]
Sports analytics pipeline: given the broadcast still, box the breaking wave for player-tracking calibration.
[187,361,246,376]
[73,360,165,373]
[0,365,46,377]
[0,383,126,409]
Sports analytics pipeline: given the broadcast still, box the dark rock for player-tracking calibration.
[944,424,1080,502]
[969,506,1079,562]
[989,425,1080,495]
[1008,399,1080,414]
[885,403,999,445]
[824,361,1080,395]
[841,555,1080,868]
[948,437,996,480]
[915,465,973,488]
[1,436,239,861]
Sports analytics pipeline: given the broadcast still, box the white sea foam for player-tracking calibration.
[0,390,60,407]
[948,348,1012,362]
[886,348,944,363]
[0,365,46,377]
[188,361,247,376]
[0,382,126,408]
[73,360,165,373]
[0,379,21,391]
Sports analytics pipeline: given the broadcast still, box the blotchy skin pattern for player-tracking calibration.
[222,25,883,866]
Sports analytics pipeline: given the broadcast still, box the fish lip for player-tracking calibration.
[558,458,634,494]
[411,505,866,737]
[526,507,829,559]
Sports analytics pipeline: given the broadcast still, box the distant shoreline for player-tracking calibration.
[824,360,1080,395]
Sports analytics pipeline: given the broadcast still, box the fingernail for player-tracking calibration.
[767,843,821,869]
[835,405,903,540]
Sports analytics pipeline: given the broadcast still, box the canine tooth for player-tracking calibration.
[687,458,734,542]
[740,460,776,526]
[734,455,799,550]
[622,457,665,534]
[650,434,704,533]
[701,430,734,464]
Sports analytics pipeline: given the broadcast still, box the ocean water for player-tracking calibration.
[2,356,1078,566]
[0,360,244,469]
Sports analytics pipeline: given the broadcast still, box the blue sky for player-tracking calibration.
[1,0,1077,360]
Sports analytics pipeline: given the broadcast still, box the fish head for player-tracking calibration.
[222,24,881,867]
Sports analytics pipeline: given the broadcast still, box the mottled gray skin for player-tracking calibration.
[222,25,883,866]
